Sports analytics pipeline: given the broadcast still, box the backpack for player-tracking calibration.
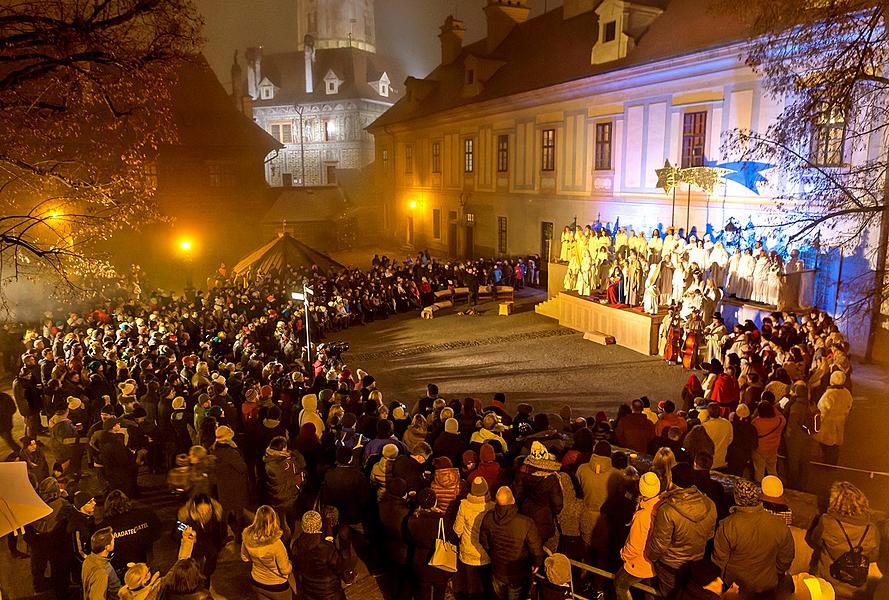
[826,517,871,587]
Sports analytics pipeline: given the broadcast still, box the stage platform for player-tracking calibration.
[719,297,779,328]
[536,291,666,355]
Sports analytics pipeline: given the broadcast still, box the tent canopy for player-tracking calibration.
[232,232,344,281]
[0,462,51,538]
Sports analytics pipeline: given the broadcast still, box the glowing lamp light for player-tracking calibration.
[48,210,61,219]
[409,200,417,209]
[179,240,193,252]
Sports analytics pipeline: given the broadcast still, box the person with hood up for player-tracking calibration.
[514,441,563,550]
[537,553,573,600]
[49,405,82,479]
[725,403,757,477]
[19,435,49,482]
[453,477,494,600]
[27,476,75,597]
[263,435,305,520]
[645,480,718,597]
[712,479,795,596]
[408,488,456,600]
[299,393,325,440]
[615,471,662,600]
[467,442,503,492]
[479,486,544,600]
[430,455,465,519]
[812,371,853,465]
[240,505,293,600]
[615,399,655,453]
[292,510,351,600]
[377,477,411,600]
[576,441,623,572]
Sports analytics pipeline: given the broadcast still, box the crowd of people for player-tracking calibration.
[0,251,883,600]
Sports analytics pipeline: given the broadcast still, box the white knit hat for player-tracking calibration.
[639,471,661,499]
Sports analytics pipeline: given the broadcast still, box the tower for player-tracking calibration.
[296,0,376,53]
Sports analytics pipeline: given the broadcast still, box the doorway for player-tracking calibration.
[448,211,457,258]
[464,226,474,258]
[541,221,554,263]
[407,215,414,245]
[325,165,337,184]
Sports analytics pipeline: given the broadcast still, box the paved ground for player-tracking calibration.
[3,285,888,599]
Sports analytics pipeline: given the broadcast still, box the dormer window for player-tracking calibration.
[603,21,617,42]
[378,72,391,98]
[324,69,342,95]
[258,77,276,100]
[380,82,388,97]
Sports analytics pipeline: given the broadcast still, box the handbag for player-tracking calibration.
[428,517,458,573]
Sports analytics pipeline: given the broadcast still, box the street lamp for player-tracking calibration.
[409,200,417,209]
[178,238,194,299]
[179,240,192,252]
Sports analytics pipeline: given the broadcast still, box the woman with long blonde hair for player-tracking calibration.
[240,505,293,599]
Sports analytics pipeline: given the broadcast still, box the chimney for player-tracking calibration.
[483,0,530,54]
[245,46,263,99]
[304,34,315,94]
[439,15,465,65]
[562,0,596,19]
[230,50,245,110]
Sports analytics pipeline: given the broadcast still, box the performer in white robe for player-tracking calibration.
[766,252,783,306]
[558,226,575,262]
[576,249,593,296]
[648,229,663,264]
[726,248,742,296]
[737,249,756,300]
[688,239,708,273]
[563,252,579,290]
[708,241,730,288]
[614,227,629,258]
[703,315,728,364]
[643,263,661,315]
[671,258,688,305]
[662,228,678,259]
[752,249,770,303]
[634,231,648,261]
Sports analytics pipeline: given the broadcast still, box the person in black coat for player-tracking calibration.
[292,510,351,600]
[99,420,139,497]
[211,426,251,542]
[432,418,467,466]
[322,446,371,526]
[377,478,411,600]
[408,488,456,600]
[392,442,432,494]
[0,390,19,453]
[513,445,563,547]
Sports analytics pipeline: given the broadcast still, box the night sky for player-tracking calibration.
[195,0,563,86]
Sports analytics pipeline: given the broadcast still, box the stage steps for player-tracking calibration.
[535,296,560,319]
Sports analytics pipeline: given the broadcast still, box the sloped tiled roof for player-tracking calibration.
[173,55,281,153]
[262,186,348,224]
[369,0,752,131]
[253,47,406,107]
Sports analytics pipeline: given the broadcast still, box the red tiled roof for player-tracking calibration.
[369,0,751,131]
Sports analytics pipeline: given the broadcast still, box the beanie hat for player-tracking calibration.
[594,440,612,457]
[301,510,323,534]
[470,476,488,497]
[793,573,836,600]
[444,417,459,434]
[245,388,258,403]
[172,396,186,410]
[432,398,446,411]
[432,456,452,470]
[38,477,61,502]
[735,403,750,418]
[733,479,761,507]
[524,440,561,471]
[544,553,572,587]
[67,396,83,410]
[761,475,785,503]
[481,413,498,430]
[382,443,399,459]
[417,487,437,510]
[215,425,235,443]
[529,441,548,460]
[639,471,661,499]
[392,406,406,420]
[387,477,408,498]
[260,384,273,397]
[830,371,846,386]
[462,449,478,467]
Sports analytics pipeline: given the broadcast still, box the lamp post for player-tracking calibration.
[179,239,194,301]
[292,282,314,362]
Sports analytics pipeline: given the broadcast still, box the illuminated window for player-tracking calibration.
[270,123,293,144]
[432,142,441,174]
[497,216,507,255]
[541,129,555,172]
[811,103,846,166]
[465,212,475,223]
[595,122,612,170]
[145,163,158,188]
[404,144,413,174]
[604,21,617,42]
[208,163,222,187]
[681,111,707,168]
[382,149,389,168]
[433,209,441,239]
[464,138,474,173]
[497,135,509,173]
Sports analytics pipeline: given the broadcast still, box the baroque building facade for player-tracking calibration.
[231,0,404,187]
[368,0,859,261]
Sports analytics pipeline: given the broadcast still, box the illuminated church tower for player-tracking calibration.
[297,0,376,53]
